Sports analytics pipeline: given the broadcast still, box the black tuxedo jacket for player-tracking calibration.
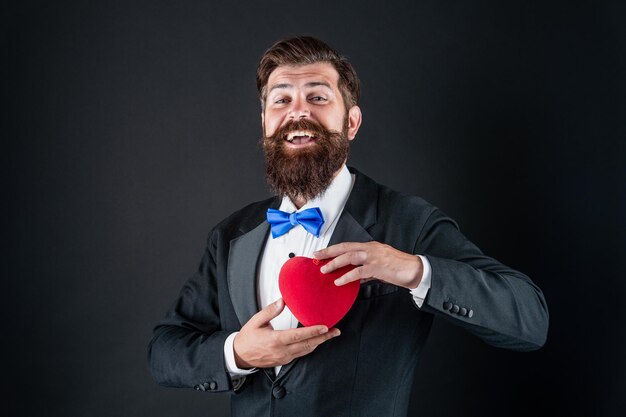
[148,167,548,417]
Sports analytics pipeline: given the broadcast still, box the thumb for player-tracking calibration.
[250,298,285,327]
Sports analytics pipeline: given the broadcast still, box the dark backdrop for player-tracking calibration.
[4,1,625,416]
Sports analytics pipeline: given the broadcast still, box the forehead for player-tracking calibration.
[267,62,340,90]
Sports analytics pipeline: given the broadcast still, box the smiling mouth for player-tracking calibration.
[285,130,319,145]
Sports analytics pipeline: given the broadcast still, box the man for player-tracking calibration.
[148,36,549,417]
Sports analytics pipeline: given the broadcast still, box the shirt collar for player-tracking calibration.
[279,164,354,237]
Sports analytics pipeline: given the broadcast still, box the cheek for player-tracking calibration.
[266,122,277,137]
[315,107,346,130]
[263,114,281,137]
[320,116,344,133]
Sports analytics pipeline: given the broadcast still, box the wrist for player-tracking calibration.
[405,254,423,289]
[233,333,253,369]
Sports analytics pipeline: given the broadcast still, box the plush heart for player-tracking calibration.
[278,256,359,328]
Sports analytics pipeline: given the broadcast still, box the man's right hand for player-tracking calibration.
[233,298,341,369]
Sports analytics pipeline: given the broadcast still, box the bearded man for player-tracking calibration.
[148,36,549,417]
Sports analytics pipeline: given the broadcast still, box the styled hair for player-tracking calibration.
[256,36,360,110]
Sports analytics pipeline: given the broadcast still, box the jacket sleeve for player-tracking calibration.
[147,231,233,392]
[417,208,549,351]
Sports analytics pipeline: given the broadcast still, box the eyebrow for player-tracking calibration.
[268,81,333,93]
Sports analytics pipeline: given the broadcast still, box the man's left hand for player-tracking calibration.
[313,242,423,290]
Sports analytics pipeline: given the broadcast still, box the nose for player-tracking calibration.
[288,97,311,120]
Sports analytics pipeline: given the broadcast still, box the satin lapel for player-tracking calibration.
[227,221,270,327]
[329,167,378,247]
[328,210,374,246]
[277,176,376,379]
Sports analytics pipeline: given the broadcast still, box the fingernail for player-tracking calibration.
[334,279,342,286]
[320,266,326,273]
[319,326,328,334]
[333,329,341,337]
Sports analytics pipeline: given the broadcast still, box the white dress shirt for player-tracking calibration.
[224,165,432,377]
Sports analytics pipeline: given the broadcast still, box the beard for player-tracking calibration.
[261,117,350,203]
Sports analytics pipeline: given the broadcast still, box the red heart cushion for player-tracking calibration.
[279,256,359,328]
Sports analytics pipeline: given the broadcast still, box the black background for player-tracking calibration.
[4,1,625,416]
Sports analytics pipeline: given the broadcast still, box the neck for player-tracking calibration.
[292,198,306,210]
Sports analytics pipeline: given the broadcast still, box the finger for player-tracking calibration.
[249,298,285,327]
[286,328,341,357]
[314,242,366,260]
[320,251,367,274]
[335,265,369,286]
[276,324,330,345]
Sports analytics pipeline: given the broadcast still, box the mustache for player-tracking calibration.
[267,118,339,141]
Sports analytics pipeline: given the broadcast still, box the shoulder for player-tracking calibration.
[376,181,441,236]
[378,182,434,213]
[350,167,438,221]
[348,167,453,248]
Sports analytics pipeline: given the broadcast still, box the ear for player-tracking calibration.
[261,111,266,135]
[346,105,362,141]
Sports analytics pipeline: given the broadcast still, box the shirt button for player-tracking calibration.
[272,385,287,399]
[288,252,295,258]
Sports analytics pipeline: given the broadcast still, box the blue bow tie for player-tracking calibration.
[266,207,325,238]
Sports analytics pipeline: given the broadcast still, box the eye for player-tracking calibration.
[274,98,289,104]
[309,96,328,102]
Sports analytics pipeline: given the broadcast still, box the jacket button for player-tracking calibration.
[201,381,217,391]
[194,385,201,391]
[451,305,460,314]
[468,309,474,318]
[443,302,452,310]
[460,307,467,316]
[272,385,287,399]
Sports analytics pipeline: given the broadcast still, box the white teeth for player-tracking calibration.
[287,130,315,141]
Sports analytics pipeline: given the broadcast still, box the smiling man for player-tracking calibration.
[148,36,549,417]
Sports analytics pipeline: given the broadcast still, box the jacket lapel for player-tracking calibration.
[227,221,269,327]
[227,197,280,328]
[329,166,378,247]
[276,167,379,380]
[328,210,373,246]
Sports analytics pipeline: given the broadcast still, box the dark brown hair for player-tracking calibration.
[256,36,360,110]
